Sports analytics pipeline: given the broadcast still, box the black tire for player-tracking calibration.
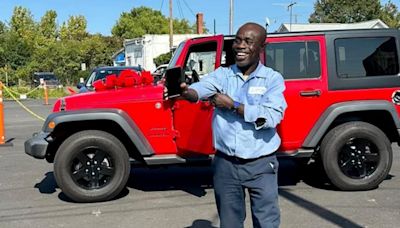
[320,121,392,191]
[54,130,130,202]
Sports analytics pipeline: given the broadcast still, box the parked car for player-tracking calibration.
[33,72,62,88]
[77,66,143,92]
[25,29,400,202]
[152,64,168,82]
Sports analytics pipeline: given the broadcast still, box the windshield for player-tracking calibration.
[168,42,185,69]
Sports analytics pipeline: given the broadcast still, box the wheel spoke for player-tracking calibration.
[340,159,354,173]
[93,150,107,163]
[76,153,90,165]
[89,178,99,188]
[357,163,367,178]
[99,166,114,176]
[364,153,379,162]
[72,169,87,182]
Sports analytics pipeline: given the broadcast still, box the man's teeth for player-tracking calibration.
[237,53,247,56]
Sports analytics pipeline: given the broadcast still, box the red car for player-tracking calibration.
[26,29,400,202]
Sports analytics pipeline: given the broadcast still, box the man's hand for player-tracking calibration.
[163,82,190,100]
[180,82,189,94]
[210,93,234,109]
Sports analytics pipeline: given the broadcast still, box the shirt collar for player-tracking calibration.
[230,61,266,79]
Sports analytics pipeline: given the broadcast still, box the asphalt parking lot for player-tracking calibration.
[0,99,399,228]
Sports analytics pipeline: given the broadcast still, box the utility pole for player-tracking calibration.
[288,1,297,32]
[229,0,234,35]
[169,0,173,49]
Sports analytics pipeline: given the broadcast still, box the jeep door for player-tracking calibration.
[266,35,328,152]
[170,35,224,155]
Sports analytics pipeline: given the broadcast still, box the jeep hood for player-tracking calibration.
[53,85,164,112]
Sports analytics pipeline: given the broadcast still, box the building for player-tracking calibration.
[276,19,389,33]
[124,34,208,71]
[111,48,125,66]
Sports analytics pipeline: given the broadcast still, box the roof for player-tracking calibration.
[276,19,389,32]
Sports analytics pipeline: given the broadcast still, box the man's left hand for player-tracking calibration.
[210,93,234,109]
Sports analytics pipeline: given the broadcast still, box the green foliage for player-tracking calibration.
[60,15,88,41]
[309,0,381,23]
[154,51,173,66]
[112,6,199,39]
[380,0,400,28]
[1,7,122,88]
[0,31,33,71]
[39,10,58,40]
[0,21,7,34]
[9,6,36,38]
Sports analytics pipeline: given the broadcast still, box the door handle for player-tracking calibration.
[300,90,321,97]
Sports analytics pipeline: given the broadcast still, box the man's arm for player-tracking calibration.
[244,72,287,129]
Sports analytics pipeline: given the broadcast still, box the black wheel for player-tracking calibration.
[54,130,130,202]
[320,121,392,190]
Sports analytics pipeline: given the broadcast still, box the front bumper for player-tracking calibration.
[24,131,51,159]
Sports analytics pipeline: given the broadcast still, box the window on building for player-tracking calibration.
[266,41,321,80]
[335,37,399,78]
[133,48,142,58]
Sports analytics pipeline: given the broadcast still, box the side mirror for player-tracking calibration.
[165,67,185,98]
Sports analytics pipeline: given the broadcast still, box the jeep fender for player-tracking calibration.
[44,109,154,156]
[303,100,400,147]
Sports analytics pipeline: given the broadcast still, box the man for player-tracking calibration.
[180,22,287,227]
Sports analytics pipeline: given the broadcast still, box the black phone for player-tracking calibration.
[165,67,185,98]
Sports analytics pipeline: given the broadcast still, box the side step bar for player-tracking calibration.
[131,149,315,166]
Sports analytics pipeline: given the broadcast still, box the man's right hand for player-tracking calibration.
[180,82,189,95]
[180,82,199,102]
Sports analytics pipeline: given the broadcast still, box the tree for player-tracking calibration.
[112,6,198,39]
[309,0,381,23]
[60,15,88,41]
[39,10,58,40]
[9,6,37,40]
[0,21,6,34]
[154,51,173,67]
[380,0,400,28]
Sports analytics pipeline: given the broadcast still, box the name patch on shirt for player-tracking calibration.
[248,86,267,95]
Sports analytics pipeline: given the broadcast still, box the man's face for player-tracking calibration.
[232,25,264,68]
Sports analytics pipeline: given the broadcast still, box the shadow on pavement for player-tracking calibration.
[127,166,214,197]
[34,172,57,194]
[185,219,218,228]
[279,189,364,228]
[33,159,335,201]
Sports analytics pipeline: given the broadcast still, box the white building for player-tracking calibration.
[276,19,389,32]
[124,34,207,71]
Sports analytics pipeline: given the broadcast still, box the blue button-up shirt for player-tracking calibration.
[190,62,287,159]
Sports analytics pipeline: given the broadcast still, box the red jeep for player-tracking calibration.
[25,29,400,202]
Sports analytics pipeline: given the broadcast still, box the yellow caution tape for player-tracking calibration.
[2,85,45,121]
[6,85,40,97]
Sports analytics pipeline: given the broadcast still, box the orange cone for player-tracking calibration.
[0,82,13,147]
[43,81,49,105]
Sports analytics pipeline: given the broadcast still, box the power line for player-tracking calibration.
[160,0,165,12]
[177,0,185,19]
[182,0,196,17]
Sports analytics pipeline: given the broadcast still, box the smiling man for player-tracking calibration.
[180,22,287,228]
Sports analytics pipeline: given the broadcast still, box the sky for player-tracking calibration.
[0,0,399,36]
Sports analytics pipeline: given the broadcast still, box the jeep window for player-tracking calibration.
[168,42,185,69]
[266,41,321,80]
[335,37,399,78]
[184,42,217,83]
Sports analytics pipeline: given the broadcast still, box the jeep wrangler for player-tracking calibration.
[25,29,400,202]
